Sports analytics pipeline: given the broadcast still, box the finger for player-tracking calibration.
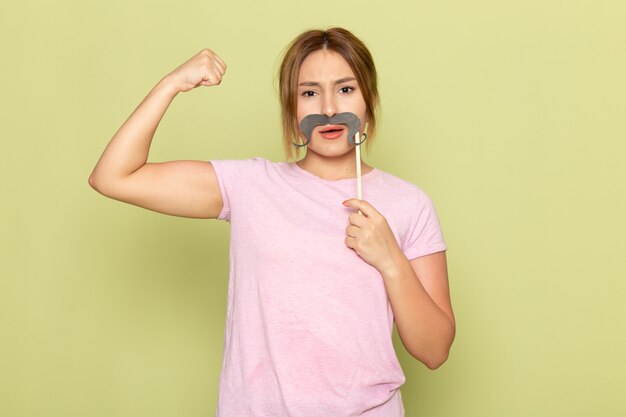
[345,236,357,249]
[214,60,226,75]
[346,225,360,238]
[199,67,215,82]
[210,68,223,83]
[214,54,227,69]
[348,212,367,227]
[342,199,376,217]
[200,71,221,86]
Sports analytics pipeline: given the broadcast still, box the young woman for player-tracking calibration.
[89,27,455,417]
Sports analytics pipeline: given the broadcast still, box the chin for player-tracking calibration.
[308,146,353,159]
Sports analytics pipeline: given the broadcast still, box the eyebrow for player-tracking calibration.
[298,77,357,87]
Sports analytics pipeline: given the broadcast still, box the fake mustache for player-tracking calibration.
[298,112,366,146]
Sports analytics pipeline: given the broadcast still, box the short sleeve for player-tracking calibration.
[209,157,265,223]
[402,190,447,260]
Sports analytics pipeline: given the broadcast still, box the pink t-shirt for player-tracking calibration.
[210,157,447,417]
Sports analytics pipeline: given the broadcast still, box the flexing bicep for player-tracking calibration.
[91,160,223,219]
[409,251,455,329]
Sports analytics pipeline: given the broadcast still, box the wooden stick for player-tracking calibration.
[355,132,363,215]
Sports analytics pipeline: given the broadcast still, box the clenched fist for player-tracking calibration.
[165,48,227,93]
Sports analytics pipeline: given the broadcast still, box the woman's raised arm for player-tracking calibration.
[88,49,227,219]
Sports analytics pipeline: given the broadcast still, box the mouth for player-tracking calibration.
[318,125,345,140]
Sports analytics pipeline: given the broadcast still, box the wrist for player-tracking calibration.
[378,243,408,278]
[156,75,181,97]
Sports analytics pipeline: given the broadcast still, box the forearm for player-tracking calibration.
[380,248,455,369]
[89,76,179,187]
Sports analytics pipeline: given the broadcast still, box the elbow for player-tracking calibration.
[88,173,112,196]
[427,321,456,370]
[423,351,450,370]
[417,330,455,370]
[408,345,451,370]
[88,174,97,189]
[88,174,103,193]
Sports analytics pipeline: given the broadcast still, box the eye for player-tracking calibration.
[301,90,317,97]
[339,86,355,94]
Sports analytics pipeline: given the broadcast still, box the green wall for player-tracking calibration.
[1,1,624,416]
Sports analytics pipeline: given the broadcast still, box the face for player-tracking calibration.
[296,49,367,157]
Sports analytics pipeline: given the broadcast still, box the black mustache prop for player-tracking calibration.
[296,112,367,147]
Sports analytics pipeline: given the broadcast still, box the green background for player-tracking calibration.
[1,0,625,416]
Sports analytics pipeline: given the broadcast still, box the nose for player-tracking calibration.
[321,93,337,118]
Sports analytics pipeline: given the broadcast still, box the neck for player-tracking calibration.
[296,148,373,180]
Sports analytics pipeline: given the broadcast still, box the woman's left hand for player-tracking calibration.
[343,199,401,274]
